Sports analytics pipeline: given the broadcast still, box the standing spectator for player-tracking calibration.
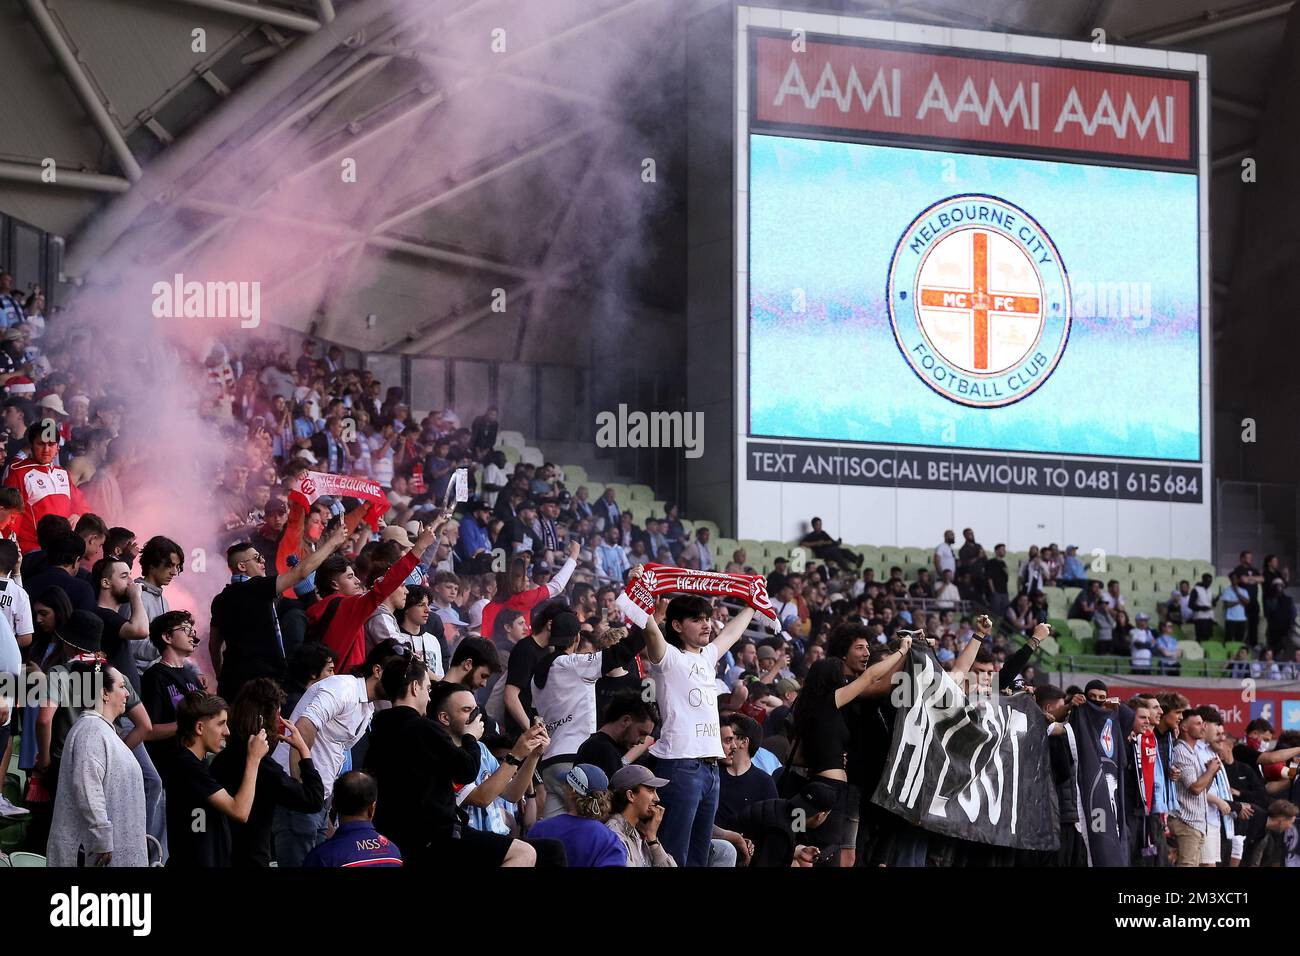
[1190,573,1216,643]
[1221,571,1250,647]
[270,640,400,866]
[23,529,95,611]
[1233,551,1264,647]
[1166,580,1193,626]
[1169,709,1221,867]
[5,420,91,552]
[591,487,621,532]
[1131,613,1155,673]
[210,524,348,703]
[127,535,183,672]
[934,569,960,610]
[595,527,630,584]
[469,407,500,460]
[89,557,150,696]
[47,661,147,867]
[637,576,756,867]
[302,771,402,867]
[933,529,957,578]
[210,678,325,867]
[606,764,675,867]
[138,610,205,765]
[984,543,1010,618]
[956,527,985,588]
[1265,579,1296,658]
[163,692,268,868]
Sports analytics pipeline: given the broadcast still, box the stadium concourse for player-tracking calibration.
[0,308,1291,869]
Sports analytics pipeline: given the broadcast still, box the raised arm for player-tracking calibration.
[274,522,349,595]
[951,614,991,682]
[545,539,582,596]
[836,635,911,708]
[712,605,756,659]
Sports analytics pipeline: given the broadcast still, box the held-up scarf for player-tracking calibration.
[615,563,780,629]
[290,471,388,527]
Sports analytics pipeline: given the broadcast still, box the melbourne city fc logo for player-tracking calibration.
[887,194,1071,408]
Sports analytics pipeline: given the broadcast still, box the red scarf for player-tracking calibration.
[289,471,388,527]
[616,563,779,629]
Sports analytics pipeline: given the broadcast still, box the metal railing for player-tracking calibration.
[1034,651,1300,681]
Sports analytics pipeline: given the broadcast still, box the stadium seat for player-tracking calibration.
[1037,635,1060,657]
[604,482,629,501]
[1046,591,1068,617]
[1067,619,1094,642]
[1223,641,1246,658]
[1056,634,1082,657]
[562,464,588,487]
[1202,641,1227,661]
[761,540,788,560]
[1047,617,1071,639]
[695,519,721,540]
[1213,575,1231,593]
[629,483,655,502]
[7,852,44,867]
[496,430,526,450]
[502,445,521,466]
[1178,640,1205,661]
[650,500,667,518]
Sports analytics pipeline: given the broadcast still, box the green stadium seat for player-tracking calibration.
[1057,634,1083,657]
[1067,619,1094,642]
[1178,640,1204,661]
[1223,641,1246,658]
[1202,641,1227,661]
[628,483,655,502]
[1047,617,1071,639]
[7,852,45,867]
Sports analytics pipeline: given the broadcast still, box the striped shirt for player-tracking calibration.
[1171,739,1209,829]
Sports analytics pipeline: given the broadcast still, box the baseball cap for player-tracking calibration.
[548,611,581,647]
[1136,612,1149,621]
[565,763,609,796]
[793,781,838,815]
[773,556,788,565]
[467,496,491,513]
[380,525,414,549]
[436,607,468,627]
[756,645,778,662]
[610,765,669,792]
[773,678,799,697]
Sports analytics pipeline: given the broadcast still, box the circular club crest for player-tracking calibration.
[887,194,1070,408]
[300,477,317,497]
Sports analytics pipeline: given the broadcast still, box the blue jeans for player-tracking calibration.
[273,804,330,867]
[655,757,719,868]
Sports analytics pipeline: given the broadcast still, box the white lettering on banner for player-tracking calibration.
[889,653,1023,833]
[772,59,900,116]
[914,74,1038,130]
[1053,88,1173,143]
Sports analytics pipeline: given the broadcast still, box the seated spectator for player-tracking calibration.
[733,780,837,867]
[680,527,716,572]
[1102,579,1126,611]
[526,763,625,866]
[606,764,675,867]
[1228,647,1252,680]
[717,713,778,832]
[798,518,861,574]
[908,569,934,600]
[1069,580,1101,621]
[1060,545,1089,587]
[1093,599,1115,655]
[1111,609,1133,656]
[575,691,658,779]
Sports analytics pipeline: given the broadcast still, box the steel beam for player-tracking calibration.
[0,160,131,192]
[160,0,320,33]
[1124,0,1293,44]
[21,0,142,182]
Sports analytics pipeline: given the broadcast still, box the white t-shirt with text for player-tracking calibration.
[532,652,603,761]
[649,643,724,760]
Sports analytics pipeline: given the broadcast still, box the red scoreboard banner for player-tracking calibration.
[753,34,1194,165]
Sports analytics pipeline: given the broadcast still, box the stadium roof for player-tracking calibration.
[0,0,1287,355]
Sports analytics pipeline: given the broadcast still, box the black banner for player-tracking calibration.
[746,441,1204,503]
[873,648,1059,850]
[1069,702,1133,866]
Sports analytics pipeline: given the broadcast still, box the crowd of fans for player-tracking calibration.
[0,275,1296,869]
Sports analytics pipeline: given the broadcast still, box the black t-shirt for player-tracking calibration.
[575,731,625,778]
[163,748,232,868]
[139,661,203,763]
[1233,564,1260,605]
[1226,758,1267,810]
[91,606,140,693]
[211,739,325,867]
[210,575,285,698]
[985,559,1009,594]
[716,764,779,831]
[795,693,849,774]
[504,638,548,736]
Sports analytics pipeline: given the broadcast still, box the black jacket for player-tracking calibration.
[211,742,325,867]
[363,705,480,863]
